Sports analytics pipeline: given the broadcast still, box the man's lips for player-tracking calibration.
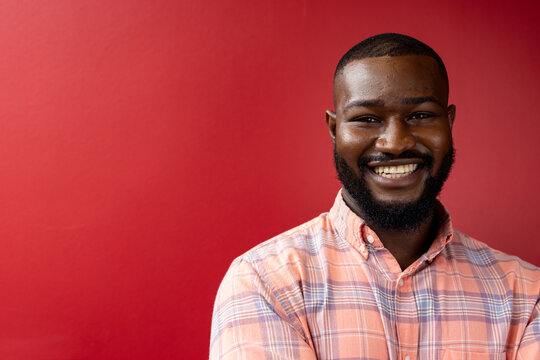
[366,158,424,181]
[366,158,424,168]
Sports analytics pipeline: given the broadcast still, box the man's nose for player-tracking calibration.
[374,119,416,155]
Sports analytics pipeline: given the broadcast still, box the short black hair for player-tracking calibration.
[334,33,448,87]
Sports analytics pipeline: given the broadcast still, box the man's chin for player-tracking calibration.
[367,191,425,206]
[356,196,437,231]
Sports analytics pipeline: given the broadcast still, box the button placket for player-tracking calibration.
[395,276,418,360]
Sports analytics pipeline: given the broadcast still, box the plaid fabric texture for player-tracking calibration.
[210,191,540,359]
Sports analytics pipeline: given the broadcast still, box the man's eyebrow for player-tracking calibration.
[344,99,385,110]
[403,96,443,108]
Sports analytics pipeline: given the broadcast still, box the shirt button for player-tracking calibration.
[359,244,366,252]
[366,235,375,243]
[398,279,404,287]
[404,356,410,360]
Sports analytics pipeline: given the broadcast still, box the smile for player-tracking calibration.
[373,164,418,179]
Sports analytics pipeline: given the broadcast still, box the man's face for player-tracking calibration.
[327,55,455,230]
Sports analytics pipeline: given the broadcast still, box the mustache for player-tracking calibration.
[358,150,434,168]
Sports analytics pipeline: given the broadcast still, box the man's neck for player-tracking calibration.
[369,212,437,270]
[341,189,439,271]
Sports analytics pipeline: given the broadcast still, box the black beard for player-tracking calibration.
[334,145,455,231]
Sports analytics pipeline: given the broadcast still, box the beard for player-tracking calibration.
[334,145,455,231]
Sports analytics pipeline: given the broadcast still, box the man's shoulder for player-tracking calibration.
[450,229,540,280]
[237,211,338,266]
[214,211,342,306]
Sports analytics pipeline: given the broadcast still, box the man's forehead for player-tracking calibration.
[333,55,448,108]
[336,55,444,87]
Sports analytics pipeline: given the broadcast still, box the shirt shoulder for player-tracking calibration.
[237,211,345,267]
[219,210,351,305]
[449,229,540,288]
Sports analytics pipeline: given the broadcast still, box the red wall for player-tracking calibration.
[0,0,538,358]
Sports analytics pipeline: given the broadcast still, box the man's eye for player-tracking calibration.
[353,116,379,123]
[409,113,432,120]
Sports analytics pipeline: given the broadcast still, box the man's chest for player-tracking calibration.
[300,259,523,359]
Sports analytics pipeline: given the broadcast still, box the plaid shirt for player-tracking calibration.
[210,191,540,359]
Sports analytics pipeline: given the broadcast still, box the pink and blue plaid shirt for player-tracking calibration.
[210,191,540,359]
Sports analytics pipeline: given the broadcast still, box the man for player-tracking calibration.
[210,34,540,359]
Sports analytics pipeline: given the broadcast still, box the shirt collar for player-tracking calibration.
[328,189,454,262]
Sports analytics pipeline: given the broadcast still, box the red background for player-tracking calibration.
[0,0,538,358]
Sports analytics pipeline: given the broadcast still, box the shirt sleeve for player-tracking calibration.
[210,258,316,360]
[516,298,540,359]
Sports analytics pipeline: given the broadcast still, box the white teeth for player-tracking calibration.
[373,164,418,178]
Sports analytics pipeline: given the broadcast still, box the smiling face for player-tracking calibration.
[327,55,456,230]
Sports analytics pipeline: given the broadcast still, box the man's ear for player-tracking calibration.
[447,105,456,130]
[326,110,337,144]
